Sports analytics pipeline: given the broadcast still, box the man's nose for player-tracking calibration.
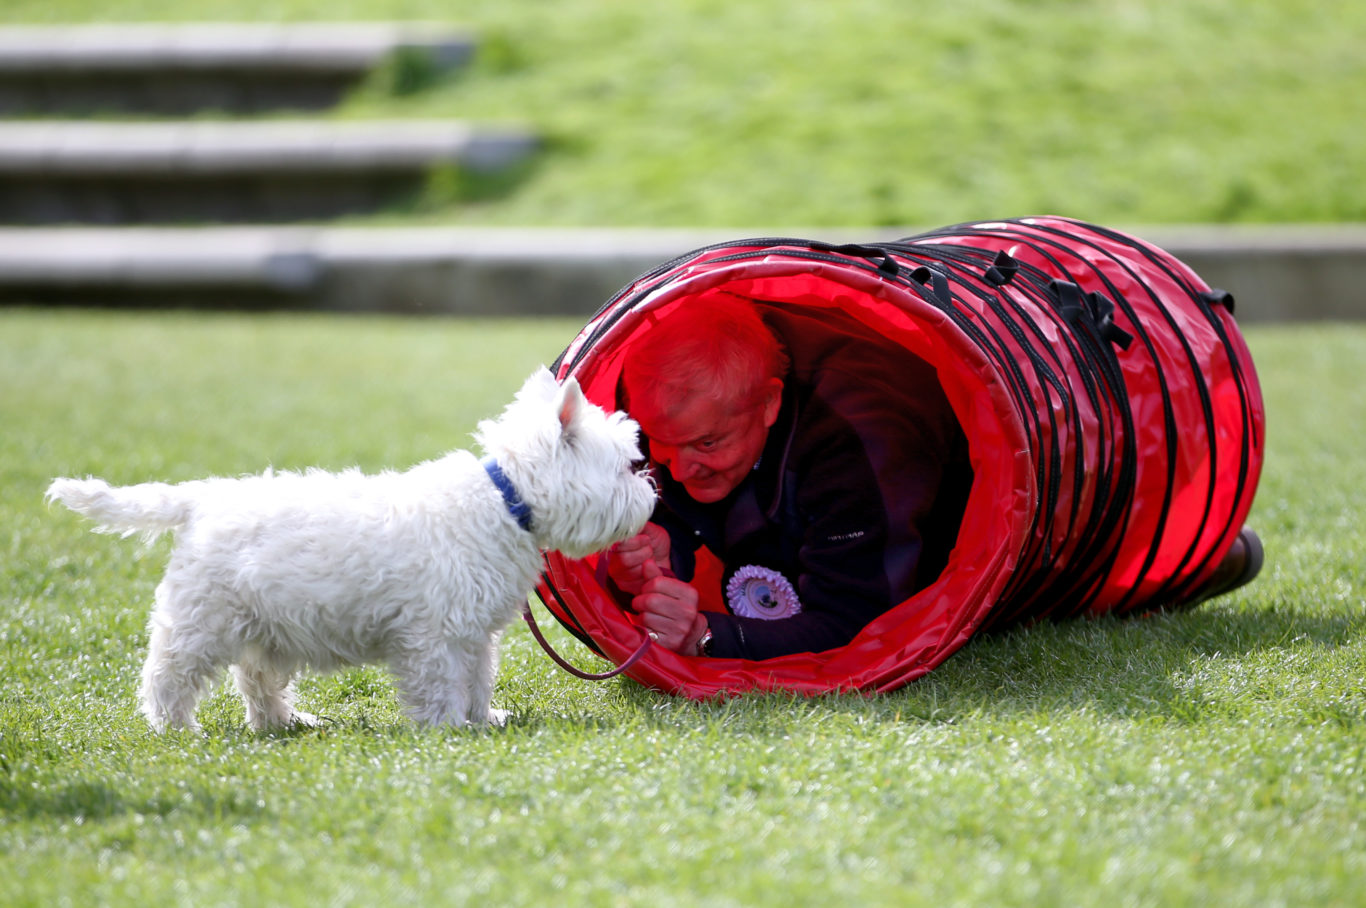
[659,446,698,480]
[653,444,679,473]
[673,455,698,480]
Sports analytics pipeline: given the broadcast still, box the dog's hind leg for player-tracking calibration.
[231,647,317,731]
[139,593,228,733]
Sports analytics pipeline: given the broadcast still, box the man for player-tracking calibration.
[608,297,975,660]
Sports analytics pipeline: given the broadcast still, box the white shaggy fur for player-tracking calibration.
[46,368,655,733]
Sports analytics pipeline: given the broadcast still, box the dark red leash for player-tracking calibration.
[522,594,651,681]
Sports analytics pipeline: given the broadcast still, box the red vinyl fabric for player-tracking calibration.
[536,216,1265,698]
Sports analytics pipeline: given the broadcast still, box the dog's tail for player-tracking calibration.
[45,477,196,539]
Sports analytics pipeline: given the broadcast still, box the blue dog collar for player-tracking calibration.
[483,458,533,532]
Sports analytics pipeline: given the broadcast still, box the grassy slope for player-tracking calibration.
[2,311,1363,906]
[1,0,1363,227]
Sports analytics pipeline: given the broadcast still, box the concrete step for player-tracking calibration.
[0,22,475,113]
[0,121,538,223]
[1,225,1361,321]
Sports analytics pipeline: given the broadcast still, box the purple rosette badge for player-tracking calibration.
[725,565,802,620]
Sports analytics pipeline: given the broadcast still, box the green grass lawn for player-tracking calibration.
[1,0,1362,228]
[2,309,1363,906]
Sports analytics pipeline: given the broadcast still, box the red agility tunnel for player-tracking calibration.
[535,216,1265,697]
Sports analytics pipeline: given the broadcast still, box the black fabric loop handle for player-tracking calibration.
[1051,280,1133,350]
[1049,279,1086,322]
[1085,291,1135,350]
[909,265,954,307]
[984,250,1020,286]
[1200,288,1236,314]
[808,241,901,276]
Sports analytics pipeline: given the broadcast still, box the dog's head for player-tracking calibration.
[476,367,656,558]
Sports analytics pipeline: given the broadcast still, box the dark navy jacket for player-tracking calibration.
[649,332,973,661]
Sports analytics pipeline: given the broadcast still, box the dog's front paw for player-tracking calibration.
[247,709,322,732]
[289,711,323,729]
[486,708,511,728]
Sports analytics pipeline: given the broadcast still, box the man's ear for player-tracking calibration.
[556,377,586,435]
[760,377,784,428]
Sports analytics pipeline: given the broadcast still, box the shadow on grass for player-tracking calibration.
[591,599,1364,730]
[914,601,1360,715]
[0,775,273,826]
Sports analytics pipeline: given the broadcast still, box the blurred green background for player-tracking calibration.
[4,7,1364,904]
[3,0,1360,228]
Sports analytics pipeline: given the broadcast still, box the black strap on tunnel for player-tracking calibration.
[1200,288,1236,314]
[807,241,901,276]
[1050,280,1134,350]
[908,265,954,308]
[984,250,1020,287]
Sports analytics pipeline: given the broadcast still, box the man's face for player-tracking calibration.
[631,378,783,504]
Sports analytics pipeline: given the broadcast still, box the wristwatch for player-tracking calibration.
[694,627,714,657]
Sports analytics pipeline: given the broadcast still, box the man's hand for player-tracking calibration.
[606,521,672,595]
[634,560,708,654]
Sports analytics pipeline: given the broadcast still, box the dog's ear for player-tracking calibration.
[556,377,586,435]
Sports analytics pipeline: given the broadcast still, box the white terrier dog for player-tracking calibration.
[47,368,655,733]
